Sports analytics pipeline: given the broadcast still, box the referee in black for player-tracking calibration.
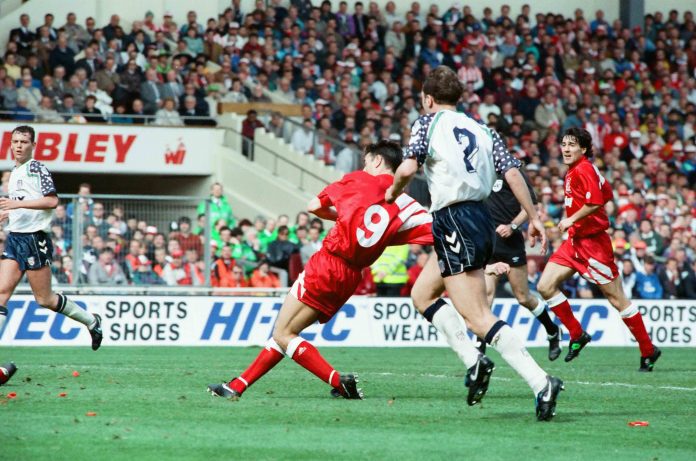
[482,168,562,361]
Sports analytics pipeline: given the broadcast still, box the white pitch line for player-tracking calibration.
[374,372,696,392]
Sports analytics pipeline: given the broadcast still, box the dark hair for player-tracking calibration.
[364,139,403,172]
[12,125,35,142]
[422,66,463,105]
[562,127,593,158]
[277,225,290,235]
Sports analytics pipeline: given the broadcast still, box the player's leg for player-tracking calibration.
[598,277,660,371]
[272,296,360,398]
[26,266,102,350]
[444,270,550,394]
[0,259,24,386]
[0,258,25,341]
[209,294,314,399]
[508,265,561,360]
[411,253,481,370]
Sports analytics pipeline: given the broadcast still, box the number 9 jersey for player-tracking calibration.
[294,170,433,322]
[317,170,433,267]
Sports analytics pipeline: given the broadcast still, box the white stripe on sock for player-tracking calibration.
[546,292,567,308]
[531,297,546,317]
[620,304,639,318]
[237,376,249,387]
[285,336,304,358]
[266,338,285,354]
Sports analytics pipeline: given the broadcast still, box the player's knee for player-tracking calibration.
[536,279,554,299]
[34,293,55,308]
[271,329,291,351]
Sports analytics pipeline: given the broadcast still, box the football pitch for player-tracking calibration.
[2,347,695,461]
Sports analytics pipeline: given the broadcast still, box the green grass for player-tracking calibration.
[1,347,695,461]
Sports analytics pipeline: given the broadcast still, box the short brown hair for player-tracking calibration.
[12,125,35,142]
[422,66,463,105]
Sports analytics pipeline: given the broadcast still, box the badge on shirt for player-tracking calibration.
[492,179,503,192]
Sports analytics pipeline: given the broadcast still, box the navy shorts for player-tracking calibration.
[490,231,527,267]
[432,201,495,277]
[2,231,54,271]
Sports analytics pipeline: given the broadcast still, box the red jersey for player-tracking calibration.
[564,157,613,238]
[317,171,433,268]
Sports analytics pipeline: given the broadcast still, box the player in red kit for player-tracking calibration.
[537,128,660,370]
[207,140,434,400]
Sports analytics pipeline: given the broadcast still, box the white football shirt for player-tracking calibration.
[405,110,520,211]
[7,159,57,233]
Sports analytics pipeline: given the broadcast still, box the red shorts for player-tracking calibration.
[549,232,619,285]
[290,249,362,323]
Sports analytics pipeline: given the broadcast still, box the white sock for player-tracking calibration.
[489,323,548,395]
[531,296,546,317]
[431,302,480,368]
[619,304,639,318]
[0,306,7,331]
[57,295,96,329]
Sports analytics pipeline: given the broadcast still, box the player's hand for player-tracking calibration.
[558,218,573,234]
[528,217,548,254]
[485,262,510,276]
[496,224,512,238]
[0,198,19,211]
[384,185,397,204]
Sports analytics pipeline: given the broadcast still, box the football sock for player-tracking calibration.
[530,296,559,337]
[228,338,285,395]
[620,304,655,357]
[546,292,583,340]
[286,337,341,388]
[486,320,548,395]
[55,294,97,329]
[423,299,479,368]
[0,305,7,331]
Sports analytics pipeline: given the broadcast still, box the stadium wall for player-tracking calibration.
[1,296,693,347]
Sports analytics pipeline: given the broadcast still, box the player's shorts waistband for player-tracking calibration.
[9,230,48,236]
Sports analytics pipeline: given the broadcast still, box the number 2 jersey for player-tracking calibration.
[563,156,613,238]
[317,170,433,268]
[7,159,57,233]
[404,110,520,211]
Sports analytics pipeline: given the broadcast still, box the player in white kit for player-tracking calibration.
[0,126,102,383]
[386,67,563,421]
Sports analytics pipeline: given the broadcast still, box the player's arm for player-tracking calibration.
[558,204,601,233]
[307,196,337,221]
[492,130,547,252]
[496,208,528,238]
[386,115,430,203]
[0,195,59,210]
[387,158,418,203]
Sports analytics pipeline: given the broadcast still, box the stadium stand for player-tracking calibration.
[0,2,694,298]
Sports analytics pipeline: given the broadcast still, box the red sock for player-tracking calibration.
[547,294,583,340]
[287,337,341,388]
[622,310,655,357]
[229,340,285,394]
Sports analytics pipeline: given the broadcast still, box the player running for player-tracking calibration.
[387,66,563,421]
[536,127,660,370]
[0,126,102,365]
[207,140,434,400]
[479,169,561,361]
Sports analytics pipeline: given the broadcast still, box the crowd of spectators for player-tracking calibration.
[1,2,695,299]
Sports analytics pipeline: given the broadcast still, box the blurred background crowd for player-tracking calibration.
[1,1,694,298]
